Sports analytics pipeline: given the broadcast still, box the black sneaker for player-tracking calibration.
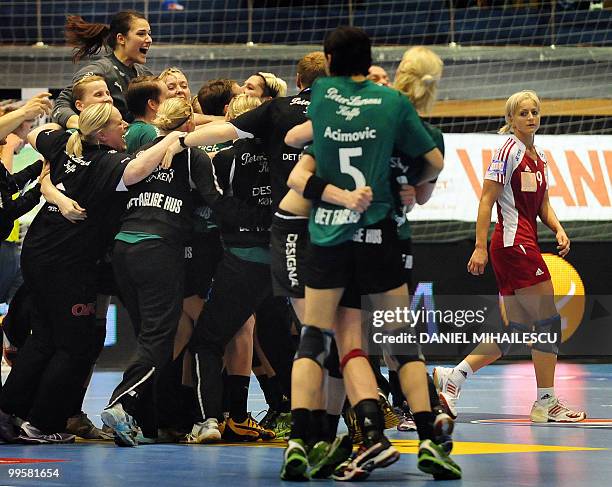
[0,408,18,443]
[258,409,280,430]
[17,421,75,444]
[333,436,399,481]
[343,392,399,444]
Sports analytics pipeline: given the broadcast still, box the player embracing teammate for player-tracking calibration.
[280,26,461,481]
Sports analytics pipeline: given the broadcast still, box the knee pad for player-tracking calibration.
[498,321,531,356]
[384,335,424,369]
[532,314,562,354]
[393,347,425,370]
[339,348,367,373]
[324,339,342,378]
[383,352,399,372]
[295,325,333,368]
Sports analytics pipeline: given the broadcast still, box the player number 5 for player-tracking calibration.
[339,147,366,188]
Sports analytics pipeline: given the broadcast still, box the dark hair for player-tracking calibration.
[126,76,163,117]
[323,26,372,77]
[65,10,147,63]
[297,52,327,88]
[253,73,276,98]
[250,72,287,99]
[197,79,236,116]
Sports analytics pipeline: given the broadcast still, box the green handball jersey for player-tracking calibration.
[125,121,158,155]
[307,76,435,246]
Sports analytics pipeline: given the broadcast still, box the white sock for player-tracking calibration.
[451,360,473,387]
[537,387,555,402]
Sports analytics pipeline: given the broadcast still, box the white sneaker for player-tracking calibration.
[530,397,586,423]
[433,367,460,419]
[186,418,222,443]
[101,403,138,447]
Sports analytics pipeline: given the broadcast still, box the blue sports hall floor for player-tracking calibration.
[1,362,611,486]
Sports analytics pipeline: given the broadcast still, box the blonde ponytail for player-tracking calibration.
[66,131,84,158]
[393,46,443,114]
[153,97,193,132]
[65,103,114,157]
[498,123,513,135]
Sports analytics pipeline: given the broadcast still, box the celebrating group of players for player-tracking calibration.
[0,8,586,484]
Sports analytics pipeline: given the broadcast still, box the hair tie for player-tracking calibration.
[421,74,437,86]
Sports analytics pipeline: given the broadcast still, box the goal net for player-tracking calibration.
[1,0,611,241]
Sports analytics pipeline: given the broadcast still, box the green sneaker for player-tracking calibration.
[274,412,292,440]
[307,440,330,469]
[309,434,353,479]
[280,439,309,481]
[417,439,462,480]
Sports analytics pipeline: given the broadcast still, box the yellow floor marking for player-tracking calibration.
[391,440,606,455]
[197,439,606,455]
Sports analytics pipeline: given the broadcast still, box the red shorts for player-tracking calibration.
[489,243,551,296]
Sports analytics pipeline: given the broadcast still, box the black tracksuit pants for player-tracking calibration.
[190,249,272,421]
[254,295,296,401]
[0,262,98,433]
[109,239,184,437]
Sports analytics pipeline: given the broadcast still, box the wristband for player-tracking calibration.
[303,175,328,201]
[178,135,188,149]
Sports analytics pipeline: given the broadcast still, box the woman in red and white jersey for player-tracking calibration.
[433,90,586,423]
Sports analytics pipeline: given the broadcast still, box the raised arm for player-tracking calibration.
[161,122,238,169]
[284,120,313,148]
[122,131,185,186]
[52,86,79,129]
[186,121,237,147]
[52,62,111,128]
[193,113,226,126]
[0,93,52,141]
[27,123,63,150]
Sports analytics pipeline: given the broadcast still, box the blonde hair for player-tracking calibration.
[393,46,443,114]
[158,66,188,83]
[226,94,262,120]
[498,90,541,134]
[66,103,114,157]
[153,97,193,132]
[192,95,203,114]
[72,74,107,102]
[258,72,287,98]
